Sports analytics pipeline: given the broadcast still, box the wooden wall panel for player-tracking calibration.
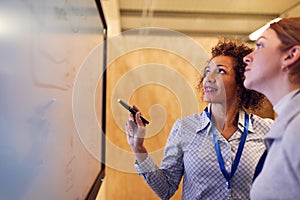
[102,48,203,199]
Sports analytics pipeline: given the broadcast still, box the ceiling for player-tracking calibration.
[103,0,300,41]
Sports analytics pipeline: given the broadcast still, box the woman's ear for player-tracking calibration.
[283,45,300,68]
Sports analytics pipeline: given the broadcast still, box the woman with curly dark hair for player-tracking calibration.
[125,39,273,200]
[199,39,265,110]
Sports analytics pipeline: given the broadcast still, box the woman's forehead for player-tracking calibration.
[208,55,235,67]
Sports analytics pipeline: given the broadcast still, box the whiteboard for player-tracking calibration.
[0,0,105,199]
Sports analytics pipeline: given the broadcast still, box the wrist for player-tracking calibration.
[132,145,147,154]
[133,146,148,164]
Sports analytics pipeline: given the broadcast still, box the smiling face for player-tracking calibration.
[203,55,238,105]
[243,28,283,94]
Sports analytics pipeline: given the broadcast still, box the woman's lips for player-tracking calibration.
[245,67,251,72]
[204,86,217,92]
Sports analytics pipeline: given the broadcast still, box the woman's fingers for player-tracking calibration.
[126,119,135,136]
[132,105,140,112]
[135,112,145,127]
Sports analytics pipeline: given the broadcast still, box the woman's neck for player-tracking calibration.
[211,103,239,140]
[258,74,300,106]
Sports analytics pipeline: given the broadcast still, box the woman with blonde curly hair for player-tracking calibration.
[125,39,273,199]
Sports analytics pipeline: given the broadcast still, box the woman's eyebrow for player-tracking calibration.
[256,35,267,42]
[206,64,227,69]
[215,64,228,68]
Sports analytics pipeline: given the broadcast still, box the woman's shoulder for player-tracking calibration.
[284,111,300,138]
[250,113,274,129]
[175,112,205,121]
[172,112,208,131]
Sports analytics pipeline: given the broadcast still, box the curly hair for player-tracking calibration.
[198,39,265,110]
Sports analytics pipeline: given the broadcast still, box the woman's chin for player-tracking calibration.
[204,97,215,103]
[243,79,254,90]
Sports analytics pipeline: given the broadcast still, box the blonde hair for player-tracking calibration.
[270,17,300,83]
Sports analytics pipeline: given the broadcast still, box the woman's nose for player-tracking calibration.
[243,55,251,64]
[206,73,216,83]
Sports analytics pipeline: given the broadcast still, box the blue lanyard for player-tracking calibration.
[204,107,249,189]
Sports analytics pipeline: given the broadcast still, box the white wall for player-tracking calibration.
[0,0,104,199]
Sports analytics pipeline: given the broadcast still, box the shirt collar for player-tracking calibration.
[238,108,254,133]
[274,89,300,115]
[196,104,253,134]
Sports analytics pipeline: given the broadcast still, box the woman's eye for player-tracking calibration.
[218,69,226,74]
[204,69,210,76]
[256,43,263,49]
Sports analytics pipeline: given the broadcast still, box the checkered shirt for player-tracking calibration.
[135,108,273,200]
